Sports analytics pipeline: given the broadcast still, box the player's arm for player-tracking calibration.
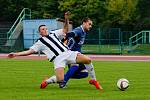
[63,11,70,33]
[62,31,76,44]
[66,31,76,37]
[53,11,70,40]
[8,49,35,58]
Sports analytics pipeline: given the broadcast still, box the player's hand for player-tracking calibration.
[8,52,17,58]
[64,11,70,19]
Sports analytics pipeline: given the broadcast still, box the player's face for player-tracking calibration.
[39,26,49,36]
[83,20,93,32]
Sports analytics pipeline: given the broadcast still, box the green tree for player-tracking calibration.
[32,0,62,19]
[0,0,149,31]
[135,0,150,30]
[0,0,36,21]
[58,0,105,27]
[104,0,139,26]
[0,0,61,21]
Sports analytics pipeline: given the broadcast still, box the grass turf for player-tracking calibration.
[0,59,150,100]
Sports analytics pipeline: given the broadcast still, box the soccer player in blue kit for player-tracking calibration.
[64,17,103,90]
[41,17,103,90]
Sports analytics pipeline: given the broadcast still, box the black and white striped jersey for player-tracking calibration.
[30,29,68,61]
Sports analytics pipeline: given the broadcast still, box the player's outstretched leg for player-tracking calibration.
[89,79,103,90]
[40,75,57,89]
[40,65,77,89]
[84,63,103,90]
[76,53,103,90]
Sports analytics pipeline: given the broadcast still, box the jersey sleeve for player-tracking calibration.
[30,40,43,52]
[67,38,75,49]
[50,29,65,40]
[72,27,82,37]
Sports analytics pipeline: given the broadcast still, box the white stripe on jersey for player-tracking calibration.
[49,33,68,51]
[40,34,68,55]
[42,37,63,55]
[31,31,68,61]
[50,29,66,40]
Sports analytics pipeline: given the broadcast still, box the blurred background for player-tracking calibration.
[0,0,149,55]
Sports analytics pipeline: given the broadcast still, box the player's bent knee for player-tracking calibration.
[85,58,91,64]
[76,54,91,64]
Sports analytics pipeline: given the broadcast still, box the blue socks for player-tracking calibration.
[64,65,89,83]
[71,72,88,79]
[57,80,67,88]
[64,65,79,82]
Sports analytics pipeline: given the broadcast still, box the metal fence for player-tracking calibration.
[0,27,150,54]
[82,28,131,54]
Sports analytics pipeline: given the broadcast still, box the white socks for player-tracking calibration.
[46,63,97,84]
[46,75,57,84]
[84,63,96,80]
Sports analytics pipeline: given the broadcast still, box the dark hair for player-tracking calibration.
[38,24,46,32]
[82,17,91,24]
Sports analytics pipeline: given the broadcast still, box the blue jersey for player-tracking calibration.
[66,26,88,76]
[67,25,87,52]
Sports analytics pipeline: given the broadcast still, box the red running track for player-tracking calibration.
[0,54,150,62]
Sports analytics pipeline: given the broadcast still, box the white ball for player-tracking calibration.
[117,78,129,91]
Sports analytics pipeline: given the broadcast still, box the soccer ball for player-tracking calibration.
[117,78,129,91]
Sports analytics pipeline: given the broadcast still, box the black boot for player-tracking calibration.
[57,80,67,88]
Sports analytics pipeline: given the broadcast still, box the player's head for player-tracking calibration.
[38,25,49,36]
[82,17,92,32]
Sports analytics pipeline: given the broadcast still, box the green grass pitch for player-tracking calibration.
[0,59,150,100]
